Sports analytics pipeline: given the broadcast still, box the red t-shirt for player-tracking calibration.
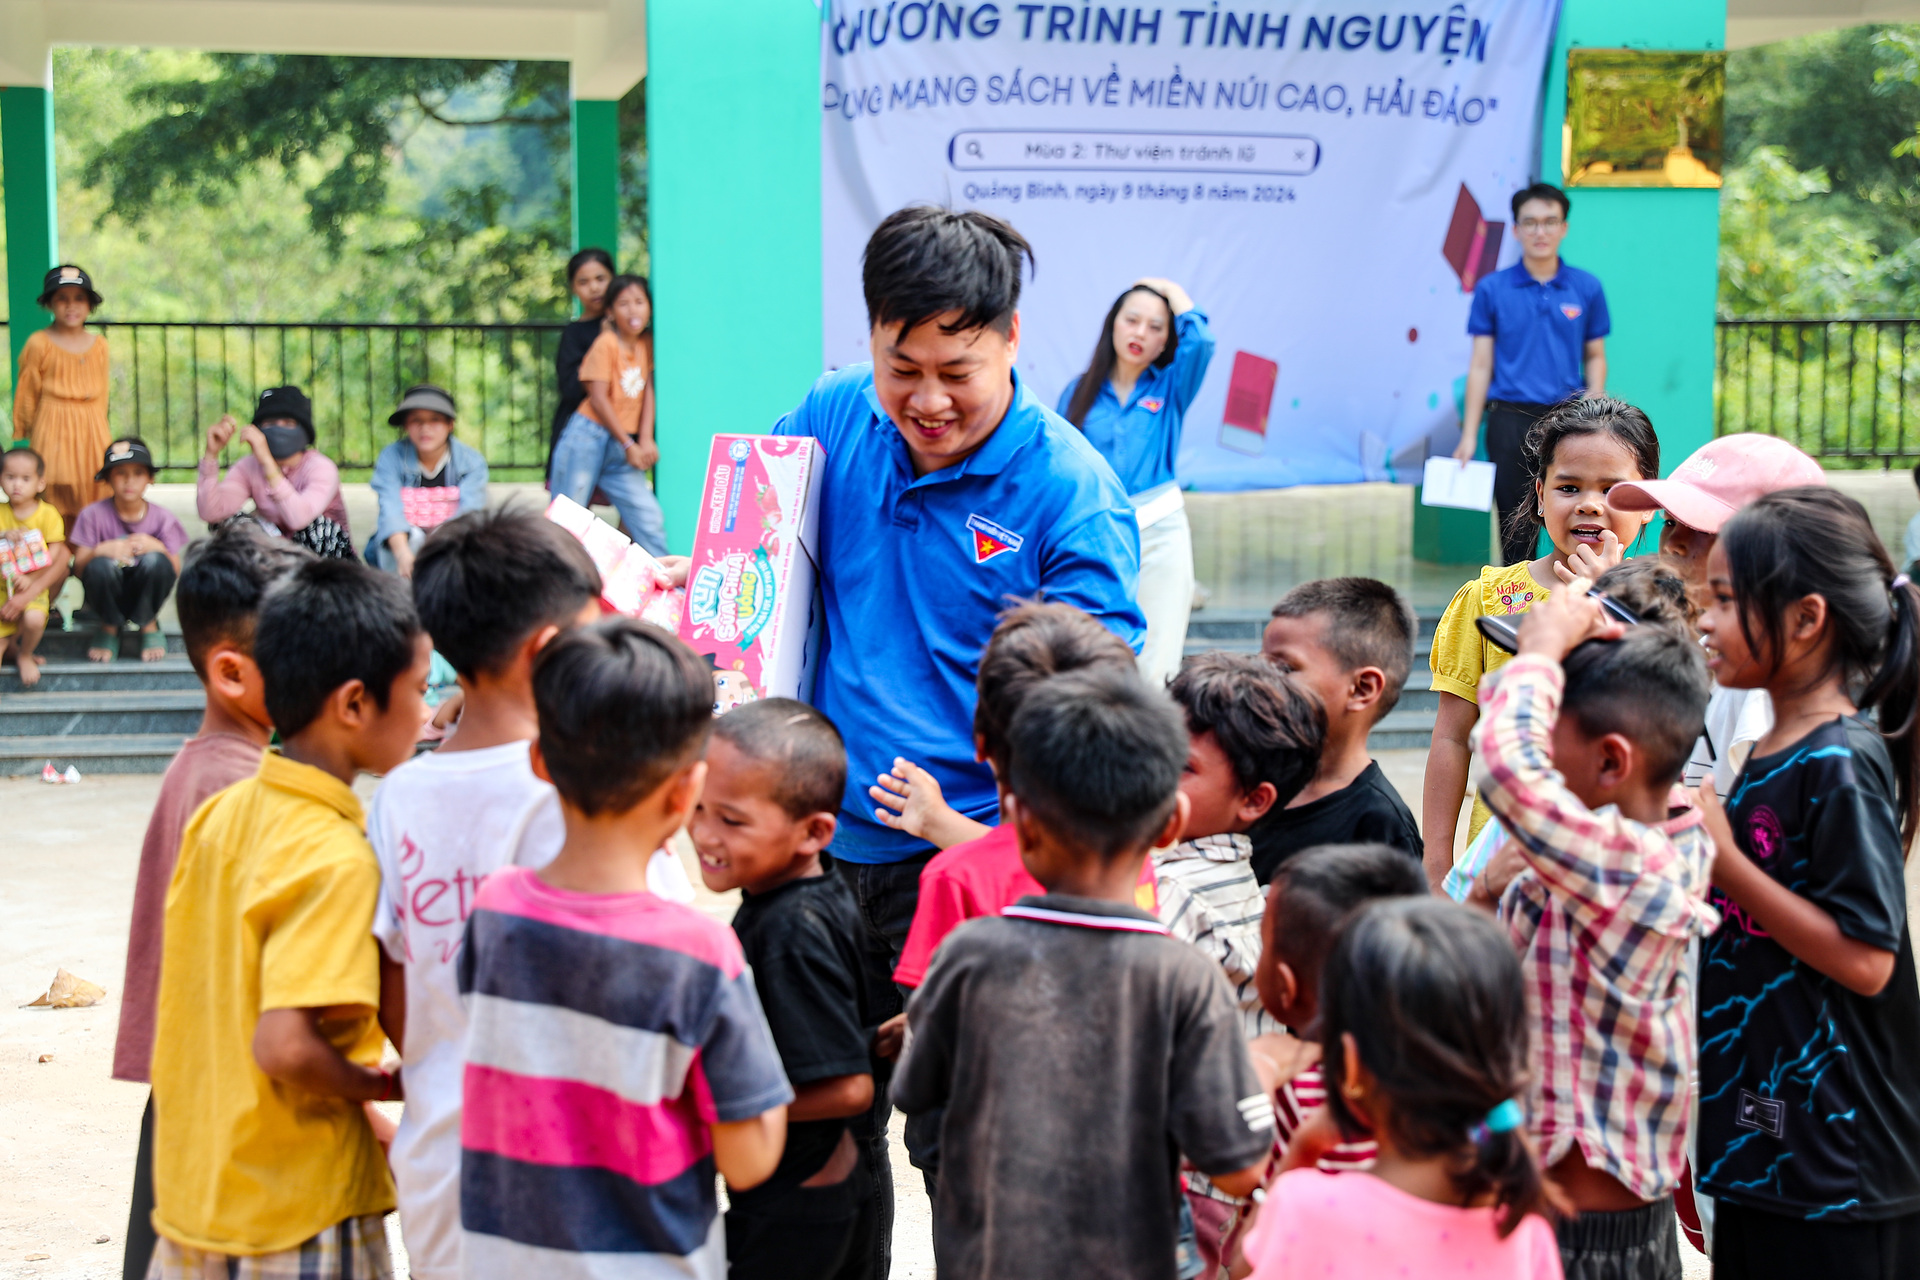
[893,824,1158,988]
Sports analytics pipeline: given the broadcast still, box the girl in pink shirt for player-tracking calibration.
[1245,898,1564,1280]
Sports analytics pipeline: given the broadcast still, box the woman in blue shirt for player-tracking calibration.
[1057,278,1215,685]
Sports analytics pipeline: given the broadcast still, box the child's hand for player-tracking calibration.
[1277,1103,1347,1175]
[873,1012,907,1061]
[1552,529,1624,585]
[651,555,690,589]
[1692,775,1744,886]
[1514,577,1623,663]
[870,757,951,839]
[0,595,23,623]
[204,415,236,454]
[1247,1033,1320,1093]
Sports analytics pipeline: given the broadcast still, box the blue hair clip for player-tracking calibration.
[1469,1098,1524,1144]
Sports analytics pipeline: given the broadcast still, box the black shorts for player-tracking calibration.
[1712,1200,1920,1280]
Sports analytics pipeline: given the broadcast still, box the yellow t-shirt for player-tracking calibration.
[150,751,395,1255]
[1429,563,1552,839]
[0,498,65,632]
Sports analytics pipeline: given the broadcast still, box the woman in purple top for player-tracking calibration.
[195,386,353,558]
[69,437,188,661]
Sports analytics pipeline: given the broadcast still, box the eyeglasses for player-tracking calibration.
[1518,217,1564,231]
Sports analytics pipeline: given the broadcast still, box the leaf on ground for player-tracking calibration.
[21,968,107,1009]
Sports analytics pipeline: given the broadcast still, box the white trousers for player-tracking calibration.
[1136,501,1194,689]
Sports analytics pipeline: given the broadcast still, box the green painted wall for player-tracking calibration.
[571,97,622,257]
[1,86,58,380]
[646,0,822,551]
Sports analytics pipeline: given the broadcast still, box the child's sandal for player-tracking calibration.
[140,628,168,661]
[87,624,118,663]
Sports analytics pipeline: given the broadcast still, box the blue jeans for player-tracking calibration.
[551,411,669,555]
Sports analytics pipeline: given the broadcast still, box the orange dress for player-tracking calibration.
[12,329,110,526]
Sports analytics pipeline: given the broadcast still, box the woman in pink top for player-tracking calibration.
[1245,899,1564,1280]
[196,385,353,558]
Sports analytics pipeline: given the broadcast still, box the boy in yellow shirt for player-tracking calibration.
[0,445,71,688]
[149,556,430,1277]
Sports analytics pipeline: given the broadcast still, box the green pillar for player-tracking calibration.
[1,85,58,382]
[571,96,621,256]
[646,0,820,552]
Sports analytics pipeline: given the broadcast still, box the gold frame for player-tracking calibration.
[1564,48,1725,188]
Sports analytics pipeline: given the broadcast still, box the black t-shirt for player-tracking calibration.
[548,316,607,474]
[893,894,1272,1280]
[729,872,874,1204]
[1699,715,1920,1221]
[1247,760,1423,885]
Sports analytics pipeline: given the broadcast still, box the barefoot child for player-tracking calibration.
[0,445,70,688]
[69,437,187,662]
[692,699,878,1280]
[148,558,431,1276]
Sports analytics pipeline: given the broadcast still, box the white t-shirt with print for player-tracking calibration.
[1684,684,1774,796]
[367,740,694,1279]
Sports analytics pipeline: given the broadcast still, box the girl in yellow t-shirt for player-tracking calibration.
[1420,398,1660,888]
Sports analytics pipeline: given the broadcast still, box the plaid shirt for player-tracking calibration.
[1474,653,1720,1201]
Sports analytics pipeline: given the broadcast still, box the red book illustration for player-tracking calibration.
[1442,184,1505,292]
[1219,350,1279,456]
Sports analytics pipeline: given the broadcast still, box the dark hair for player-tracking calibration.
[1062,286,1177,428]
[533,616,714,817]
[712,697,848,819]
[254,557,422,739]
[1508,397,1660,555]
[1169,652,1324,807]
[1912,459,1920,496]
[1510,182,1569,221]
[605,274,653,334]
[3,444,45,477]
[175,522,313,678]
[863,205,1034,343]
[1271,577,1417,716]
[1593,558,1698,635]
[1721,486,1920,844]
[566,247,615,286]
[973,600,1139,773]
[1560,629,1710,787]
[1323,898,1552,1237]
[1268,842,1428,1014]
[1005,667,1187,860]
[411,508,602,679]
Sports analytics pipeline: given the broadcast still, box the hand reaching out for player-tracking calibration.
[870,757,952,839]
[204,415,237,456]
[873,1013,907,1061]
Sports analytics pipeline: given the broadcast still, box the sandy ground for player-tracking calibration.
[0,751,1713,1279]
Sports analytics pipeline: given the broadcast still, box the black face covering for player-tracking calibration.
[261,424,308,459]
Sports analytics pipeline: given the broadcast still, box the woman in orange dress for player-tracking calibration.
[12,265,110,529]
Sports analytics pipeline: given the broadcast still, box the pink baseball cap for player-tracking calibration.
[1607,433,1826,533]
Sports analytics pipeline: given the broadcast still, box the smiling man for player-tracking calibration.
[771,205,1143,1271]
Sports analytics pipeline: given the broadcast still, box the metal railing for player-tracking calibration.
[0,320,568,478]
[1716,317,1920,466]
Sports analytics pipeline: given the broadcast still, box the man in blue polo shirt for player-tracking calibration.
[771,205,1144,1274]
[1452,181,1610,564]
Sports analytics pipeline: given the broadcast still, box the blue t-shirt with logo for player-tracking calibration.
[1055,308,1216,496]
[1467,261,1610,405]
[1698,715,1920,1221]
[773,364,1144,864]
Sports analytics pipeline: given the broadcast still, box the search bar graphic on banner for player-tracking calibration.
[949,130,1320,175]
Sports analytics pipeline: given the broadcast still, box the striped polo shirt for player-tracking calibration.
[457,867,792,1278]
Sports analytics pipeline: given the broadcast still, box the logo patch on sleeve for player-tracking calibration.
[966,513,1024,564]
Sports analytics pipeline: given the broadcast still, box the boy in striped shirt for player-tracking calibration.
[457,618,791,1279]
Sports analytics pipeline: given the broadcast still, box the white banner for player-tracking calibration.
[822,0,1561,488]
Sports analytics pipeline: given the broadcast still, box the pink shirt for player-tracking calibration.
[196,449,350,535]
[1245,1169,1563,1280]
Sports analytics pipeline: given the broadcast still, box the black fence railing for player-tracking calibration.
[1716,317,1920,466]
[0,320,568,478]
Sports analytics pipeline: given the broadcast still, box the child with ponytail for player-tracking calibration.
[1694,486,1920,1277]
[1243,898,1562,1279]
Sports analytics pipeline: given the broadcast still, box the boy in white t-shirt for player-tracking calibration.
[367,509,692,1279]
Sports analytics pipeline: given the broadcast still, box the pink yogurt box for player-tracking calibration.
[678,435,825,708]
[543,494,685,632]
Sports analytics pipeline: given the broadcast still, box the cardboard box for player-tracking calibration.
[543,494,685,632]
[678,435,825,708]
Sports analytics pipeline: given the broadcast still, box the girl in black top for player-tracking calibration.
[1695,486,1920,1277]
[547,248,614,480]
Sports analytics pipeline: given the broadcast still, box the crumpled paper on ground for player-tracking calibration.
[21,968,106,1009]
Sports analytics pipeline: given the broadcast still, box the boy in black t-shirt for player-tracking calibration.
[893,667,1274,1280]
[690,699,875,1280]
[1251,577,1423,882]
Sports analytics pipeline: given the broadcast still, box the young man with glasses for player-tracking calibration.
[1452,182,1611,564]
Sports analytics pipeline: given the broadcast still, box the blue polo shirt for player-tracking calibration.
[1467,261,1611,405]
[1055,309,1217,495]
[773,363,1145,864]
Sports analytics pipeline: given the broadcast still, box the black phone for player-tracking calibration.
[1474,592,1643,655]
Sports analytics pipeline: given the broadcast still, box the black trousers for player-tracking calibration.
[123,1093,156,1280]
[81,552,177,631]
[727,1156,875,1280]
[1485,401,1552,566]
[1712,1201,1920,1280]
[832,849,934,1280]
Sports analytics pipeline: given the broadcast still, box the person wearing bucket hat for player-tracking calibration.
[196,387,355,558]
[367,383,489,577]
[69,437,189,662]
[12,264,111,530]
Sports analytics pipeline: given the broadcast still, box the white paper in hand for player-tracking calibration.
[1421,457,1497,511]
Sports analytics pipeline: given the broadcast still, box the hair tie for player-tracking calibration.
[1468,1098,1524,1144]
[1895,574,1911,592]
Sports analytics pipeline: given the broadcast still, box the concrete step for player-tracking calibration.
[33,628,187,661]
[0,657,200,694]
[1368,709,1435,751]
[0,733,187,775]
[0,689,206,737]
